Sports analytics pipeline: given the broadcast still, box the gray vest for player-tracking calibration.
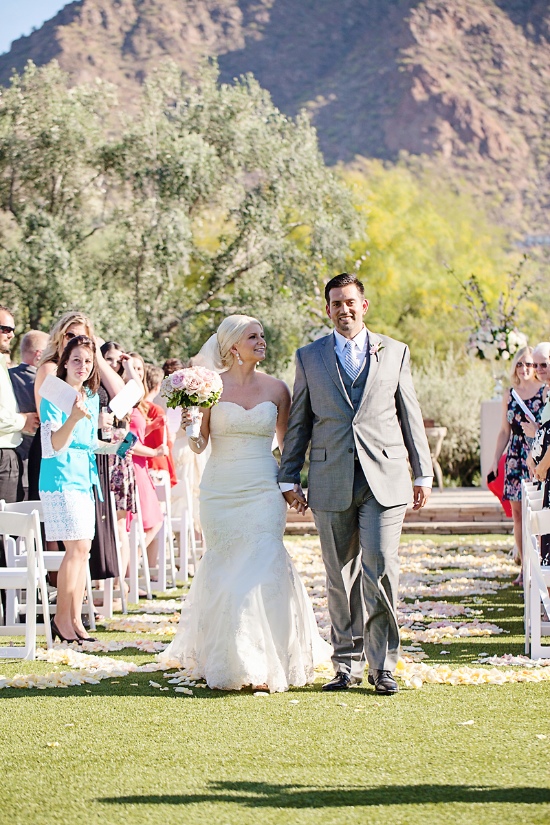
[338,355,370,411]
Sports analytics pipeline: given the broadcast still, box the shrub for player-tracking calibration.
[412,349,494,486]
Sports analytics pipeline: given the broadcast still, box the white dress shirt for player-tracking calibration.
[0,353,25,449]
[280,328,432,491]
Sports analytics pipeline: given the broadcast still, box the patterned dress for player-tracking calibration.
[504,386,545,501]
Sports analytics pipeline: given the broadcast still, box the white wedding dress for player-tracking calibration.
[160,400,331,692]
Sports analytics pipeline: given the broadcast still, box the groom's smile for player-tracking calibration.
[326,284,369,339]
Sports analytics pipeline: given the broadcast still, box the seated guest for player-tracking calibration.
[490,346,544,585]
[9,330,49,497]
[0,306,39,504]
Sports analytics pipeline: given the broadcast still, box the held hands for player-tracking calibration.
[283,484,308,515]
[412,485,431,511]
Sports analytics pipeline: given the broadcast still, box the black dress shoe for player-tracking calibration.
[322,673,361,691]
[367,670,398,694]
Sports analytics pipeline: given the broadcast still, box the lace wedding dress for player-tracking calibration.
[160,400,331,692]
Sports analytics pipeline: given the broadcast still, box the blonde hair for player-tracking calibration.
[509,345,534,388]
[217,314,262,369]
[39,311,94,367]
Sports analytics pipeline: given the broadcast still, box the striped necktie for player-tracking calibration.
[344,339,361,382]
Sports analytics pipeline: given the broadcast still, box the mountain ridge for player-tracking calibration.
[0,0,549,232]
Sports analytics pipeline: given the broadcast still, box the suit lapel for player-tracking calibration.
[357,330,384,413]
[320,334,354,410]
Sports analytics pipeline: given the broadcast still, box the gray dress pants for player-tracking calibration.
[312,462,406,679]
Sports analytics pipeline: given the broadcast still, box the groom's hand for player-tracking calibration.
[283,484,308,515]
[412,485,431,510]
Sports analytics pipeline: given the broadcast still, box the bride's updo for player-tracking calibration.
[193,314,262,372]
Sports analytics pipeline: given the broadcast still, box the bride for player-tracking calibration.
[160,315,331,692]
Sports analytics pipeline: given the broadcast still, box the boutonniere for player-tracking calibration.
[369,341,385,361]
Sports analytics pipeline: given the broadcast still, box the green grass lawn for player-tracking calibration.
[1,537,549,825]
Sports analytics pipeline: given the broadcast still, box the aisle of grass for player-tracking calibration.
[1,537,549,825]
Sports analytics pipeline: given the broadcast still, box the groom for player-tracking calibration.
[278,273,433,694]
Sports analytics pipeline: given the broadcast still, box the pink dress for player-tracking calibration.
[130,408,163,531]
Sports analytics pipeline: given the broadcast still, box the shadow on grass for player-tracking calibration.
[98,781,550,808]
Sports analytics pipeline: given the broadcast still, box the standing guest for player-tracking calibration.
[527,342,550,569]
[29,311,123,499]
[9,330,50,497]
[101,341,125,376]
[39,336,104,643]
[162,358,185,377]
[127,353,166,567]
[144,364,177,488]
[0,306,40,504]
[490,346,545,585]
[100,341,138,598]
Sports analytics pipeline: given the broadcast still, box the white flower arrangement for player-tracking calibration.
[467,324,528,362]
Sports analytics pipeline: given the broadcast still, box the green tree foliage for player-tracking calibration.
[340,158,529,361]
[0,61,356,369]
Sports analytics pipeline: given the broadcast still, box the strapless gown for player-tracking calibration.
[160,400,331,692]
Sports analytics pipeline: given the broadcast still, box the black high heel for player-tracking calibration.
[75,630,98,643]
[51,618,80,644]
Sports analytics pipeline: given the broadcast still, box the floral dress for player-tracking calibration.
[504,387,545,501]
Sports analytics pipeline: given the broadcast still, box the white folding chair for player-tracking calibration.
[172,461,200,583]
[152,477,177,592]
[128,487,152,604]
[0,510,46,659]
[1,500,95,632]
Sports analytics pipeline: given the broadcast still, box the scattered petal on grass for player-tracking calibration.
[46,742,60,747]
[253,691,270,697]
[174,687,193,695]
[440,650,450,655]
[536,734,547,739]
[458,720,475,726]
[64,723,75,728]
[130,684,139,687]
[336,702,347,707]
[149,681,161,688]
[289,699,299,704]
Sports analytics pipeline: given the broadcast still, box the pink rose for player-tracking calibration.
[170,371,186,389]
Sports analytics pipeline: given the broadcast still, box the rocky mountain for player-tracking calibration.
[1,0,549,232]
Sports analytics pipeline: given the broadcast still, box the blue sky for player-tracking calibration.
[0,1,69,56]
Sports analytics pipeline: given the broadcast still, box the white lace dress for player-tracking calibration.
[160,400,331,692]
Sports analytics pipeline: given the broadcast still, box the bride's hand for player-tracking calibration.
[182,408,203,428]
[283,484,308,514]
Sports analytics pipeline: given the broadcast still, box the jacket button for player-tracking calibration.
[348,448,353,453]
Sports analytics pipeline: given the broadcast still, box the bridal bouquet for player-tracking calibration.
[161,366,223,438]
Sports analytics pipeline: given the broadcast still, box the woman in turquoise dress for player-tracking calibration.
[39,335,102,643]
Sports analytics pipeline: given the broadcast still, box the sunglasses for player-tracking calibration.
[0,324,15,334]
[534,362,549,370]
[516,362,534,369]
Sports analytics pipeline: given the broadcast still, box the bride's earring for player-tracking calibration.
[236,353,243,365]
